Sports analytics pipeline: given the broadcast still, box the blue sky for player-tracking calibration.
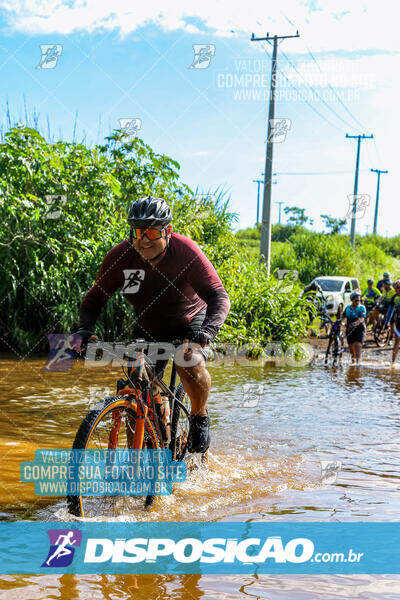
[0,0,398,235]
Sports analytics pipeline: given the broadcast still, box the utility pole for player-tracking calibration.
[251,30,300,276]
[276,201,285,224]
[346,133,373,245]
[371,168,388,235]
[252,177,264,225]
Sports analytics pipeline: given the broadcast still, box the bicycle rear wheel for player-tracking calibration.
[67,395,159,518]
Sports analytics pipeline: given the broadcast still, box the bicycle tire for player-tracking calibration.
[67,395,159,518]
[332,336,339,366]
[324,334,332,365]
[169,383,190,461]
[374,317,390,348]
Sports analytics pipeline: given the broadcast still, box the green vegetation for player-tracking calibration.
[0,126,310,354]
[236,216,400,287]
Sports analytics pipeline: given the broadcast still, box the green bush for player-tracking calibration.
[0,125,311,353]
[236,224,400,288]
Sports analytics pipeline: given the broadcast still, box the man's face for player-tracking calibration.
[133,225,172,261]
[384,283,391,292]
[368,282,373,288]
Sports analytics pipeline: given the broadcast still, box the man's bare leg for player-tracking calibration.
[392,336,400,364]
[175,352,211,416]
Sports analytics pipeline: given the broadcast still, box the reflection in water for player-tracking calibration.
[1,356,400,598]
[1,573,400,600]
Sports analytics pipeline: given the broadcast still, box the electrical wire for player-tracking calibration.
[261,43,344,133]
[274,170,369,176]
[279,48,356,131]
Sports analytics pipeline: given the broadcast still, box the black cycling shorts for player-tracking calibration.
[132,310,210,376]
[346,323,366,345]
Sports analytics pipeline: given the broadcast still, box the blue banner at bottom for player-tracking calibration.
[0,522,399,574]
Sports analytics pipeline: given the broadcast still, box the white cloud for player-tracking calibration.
[1,0,400,54]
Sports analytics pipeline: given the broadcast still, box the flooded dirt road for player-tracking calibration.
[1,351,400,598]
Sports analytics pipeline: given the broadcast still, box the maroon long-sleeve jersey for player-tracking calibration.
[79,232,230,339]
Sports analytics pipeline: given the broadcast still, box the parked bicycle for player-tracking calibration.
[67,338,199,518]
[324,315,345,367]
[306,292,330,337]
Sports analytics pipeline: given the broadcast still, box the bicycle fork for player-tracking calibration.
[108,389,149,450]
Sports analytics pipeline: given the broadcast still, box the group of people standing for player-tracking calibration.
[306,271,400,366]
[343,272,400,365]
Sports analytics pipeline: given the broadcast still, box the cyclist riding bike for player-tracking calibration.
[362,278,381,326]
[377,271,391,293]
[385,280,400,365]
[75,196,231,454]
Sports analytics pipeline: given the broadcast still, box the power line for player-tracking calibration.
[250,30,300,277]
[261,41,346,134]
[304,45,367,132]
[279,11,385,167]
[273,169,369,176]
[371,168,388,235]
[279,10,368,132]
[279,48,355,131]
[346,133,374,244]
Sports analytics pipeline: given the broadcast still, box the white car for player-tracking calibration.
[311,276,361,315]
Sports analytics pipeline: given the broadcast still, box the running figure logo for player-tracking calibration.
[320,460,342,484]
[189,44,216,69]
[41,529,82,567]
[268,118,291,143]
[42,333,81,372]
[118,118,142,141]
[36,45,63,69]
[345,194,370,220]
[122,269,145,294]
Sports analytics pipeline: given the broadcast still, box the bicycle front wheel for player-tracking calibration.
[170,383,190,461]
[67,395,159,518]
[374,318,390,347]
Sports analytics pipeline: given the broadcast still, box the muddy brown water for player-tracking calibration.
[1,351,400,599]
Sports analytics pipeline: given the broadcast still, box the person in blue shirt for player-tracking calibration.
[342,291,367,365]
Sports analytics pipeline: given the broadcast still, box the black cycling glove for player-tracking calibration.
[188,328,215,346]
[75,329,94,347]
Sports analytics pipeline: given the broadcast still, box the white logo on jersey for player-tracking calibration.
[122,269,145,294]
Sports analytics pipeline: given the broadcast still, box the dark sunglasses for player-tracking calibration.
[131,227,166,241]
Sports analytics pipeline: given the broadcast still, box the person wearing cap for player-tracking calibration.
[372,278,396,342]
[377,271,391,293]
[342,291,366,365]
[384,280,400,364]
[362,279,381,327]
[76,196,231,454]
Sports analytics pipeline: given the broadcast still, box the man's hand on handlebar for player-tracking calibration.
[74,329,99,352]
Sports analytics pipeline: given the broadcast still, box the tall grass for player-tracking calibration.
[0,124,311,353]
[236,225,400,288]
